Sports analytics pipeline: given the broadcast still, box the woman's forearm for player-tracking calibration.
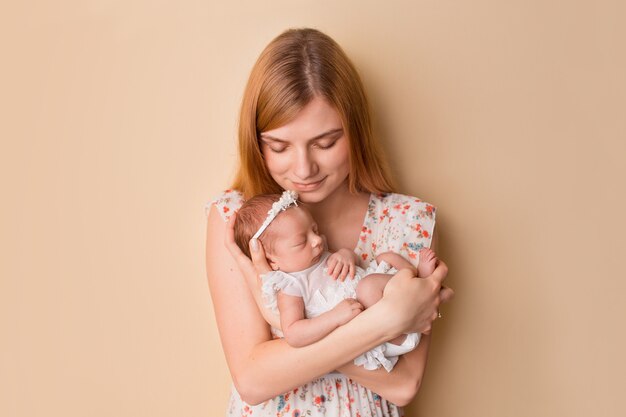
[336,334,432,407]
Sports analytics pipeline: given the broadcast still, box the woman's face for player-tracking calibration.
[259,96,350,204]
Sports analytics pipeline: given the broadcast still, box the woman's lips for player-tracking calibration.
[291,177,326,192]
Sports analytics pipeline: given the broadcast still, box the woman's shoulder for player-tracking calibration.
[361,192,437,265]
[369,192,436,218]
[205,189,245,222]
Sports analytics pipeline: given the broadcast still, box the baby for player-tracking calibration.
[234,191,438,372]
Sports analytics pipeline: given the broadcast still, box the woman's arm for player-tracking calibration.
[207,205,450,405]
[278,293,363,347]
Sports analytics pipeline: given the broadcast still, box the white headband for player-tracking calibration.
[252,190,299,239]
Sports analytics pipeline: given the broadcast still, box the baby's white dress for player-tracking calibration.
[209,190,436,417]
[261,252,420,372]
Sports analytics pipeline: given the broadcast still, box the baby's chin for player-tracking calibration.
[311,251,323,266]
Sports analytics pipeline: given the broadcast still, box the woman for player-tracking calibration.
[206,28,453,416]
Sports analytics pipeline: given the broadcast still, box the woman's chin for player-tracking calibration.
[295,192,323,204]
[279,176,349,204]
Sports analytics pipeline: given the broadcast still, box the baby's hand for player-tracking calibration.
[326,249,357,281]
[330,299,363,326]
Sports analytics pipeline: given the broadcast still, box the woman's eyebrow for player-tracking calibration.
[260,128,343,143]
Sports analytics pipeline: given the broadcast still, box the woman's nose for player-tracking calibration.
[293,148,318,180]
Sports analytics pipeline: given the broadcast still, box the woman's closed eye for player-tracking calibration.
[313,137,339,150]
[268,141,335,152]
[314,142,335,150]
[259,138,288,153]
[268,145,287,153]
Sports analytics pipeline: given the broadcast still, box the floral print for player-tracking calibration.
[226,376,403,417]
[354,193,436,268]
[207,189,245,221]
[208,190,436,417]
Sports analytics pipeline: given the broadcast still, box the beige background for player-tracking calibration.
[1,1,625,416]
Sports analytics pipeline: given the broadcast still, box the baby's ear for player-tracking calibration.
[269,260,279,271]
[266,255,279,271]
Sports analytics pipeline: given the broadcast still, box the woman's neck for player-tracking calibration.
[303,181,370,251]
[304,182,358,220]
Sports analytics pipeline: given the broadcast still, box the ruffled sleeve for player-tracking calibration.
[205,189,245,222]
[260,270,305,313]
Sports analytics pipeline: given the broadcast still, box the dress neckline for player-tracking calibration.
[352,193,375,255]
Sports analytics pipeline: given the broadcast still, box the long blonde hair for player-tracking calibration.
[232,28,396,199]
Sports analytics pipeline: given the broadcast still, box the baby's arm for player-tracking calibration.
[277,292,363,347]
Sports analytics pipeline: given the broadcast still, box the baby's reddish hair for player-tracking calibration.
[233,194,282,258]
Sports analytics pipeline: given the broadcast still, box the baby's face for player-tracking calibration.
[266,207,324,273]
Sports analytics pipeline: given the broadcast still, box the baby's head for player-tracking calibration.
[234,193,324,273]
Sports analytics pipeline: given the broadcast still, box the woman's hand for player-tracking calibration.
[337,263,452,405]
[223,213,280,329]
[381,260,453,335]
[224,214,272,278]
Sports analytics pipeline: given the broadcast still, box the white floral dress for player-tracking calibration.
[208,190,436,417]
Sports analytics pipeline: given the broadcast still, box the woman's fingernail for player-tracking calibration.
[250,238,258,252]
